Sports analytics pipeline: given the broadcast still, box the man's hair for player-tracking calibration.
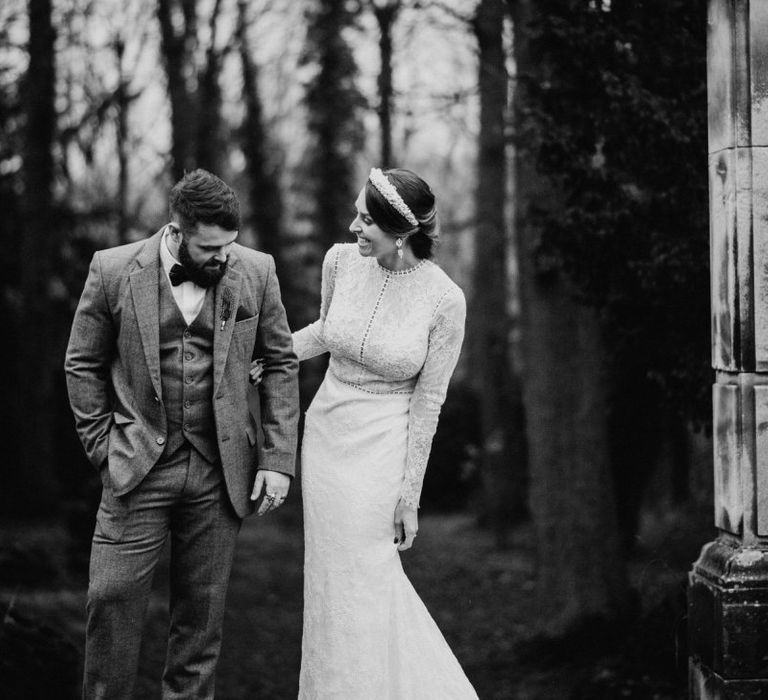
[169,169,240,234]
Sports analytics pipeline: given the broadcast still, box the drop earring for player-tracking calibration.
[396,237,404,259]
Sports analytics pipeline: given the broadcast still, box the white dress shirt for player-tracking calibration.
[160,227,207,326]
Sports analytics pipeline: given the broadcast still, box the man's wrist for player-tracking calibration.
[257,467,293,479]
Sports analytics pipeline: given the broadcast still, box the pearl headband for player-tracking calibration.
[368,168,419,228]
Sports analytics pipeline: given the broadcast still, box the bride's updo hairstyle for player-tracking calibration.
[365,168,440,260]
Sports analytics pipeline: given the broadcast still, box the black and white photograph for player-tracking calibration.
[0,0,752,698]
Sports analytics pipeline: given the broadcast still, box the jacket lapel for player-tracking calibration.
[130,230,163,399]
[213,260,243,394]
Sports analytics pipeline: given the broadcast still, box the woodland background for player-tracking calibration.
[0,0,712,697]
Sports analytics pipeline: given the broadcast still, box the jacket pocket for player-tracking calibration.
[233,315,259,335]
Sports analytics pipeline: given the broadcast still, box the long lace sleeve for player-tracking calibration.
[400,286,466,508]
[292,245,340,361]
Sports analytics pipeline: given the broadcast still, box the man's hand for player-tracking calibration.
[251,469,290,516]
[249,358,264,385]
[394,499,418,551]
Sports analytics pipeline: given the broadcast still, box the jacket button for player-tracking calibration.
[183,424,191,432]
[184,400,191,408]
[156,436,165,445]
[153,395,160,403]
[184,352,193,361]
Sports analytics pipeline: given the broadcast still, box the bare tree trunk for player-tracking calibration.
[512,0,629,633]
[196,0,224,173]
[302,0,366,253]
[157,0,198,179]
[236,0,284,261]
[114,37,130,243]
[18,0,58,511]
[235,0,300,325]
[372,1,399,168]
[471,0,527,546]
[157,0,226,179]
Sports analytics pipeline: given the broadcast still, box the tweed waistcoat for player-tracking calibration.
[158,271,218,462]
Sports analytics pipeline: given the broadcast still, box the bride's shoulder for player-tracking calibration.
[423,265,465,319]
[326,243,367,275]
[425,263,464,297]
[320,243,357,276]
[334,243,360,260]
[323,243,359,264]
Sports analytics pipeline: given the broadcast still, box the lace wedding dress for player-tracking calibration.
[293,244,478,699]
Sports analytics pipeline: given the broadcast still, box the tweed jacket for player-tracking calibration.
[65,229,299,518]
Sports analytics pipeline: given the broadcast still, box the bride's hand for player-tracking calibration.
[249,358,264,385]
[394,499,418,551]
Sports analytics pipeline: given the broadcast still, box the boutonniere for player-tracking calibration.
[220,288,233,331]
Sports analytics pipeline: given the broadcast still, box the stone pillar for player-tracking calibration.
[689,1,768,696]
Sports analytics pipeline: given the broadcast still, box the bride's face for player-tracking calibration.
[349,188,397,260]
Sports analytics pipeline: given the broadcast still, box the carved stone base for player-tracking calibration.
[689,536,768,697]
[690,660,768,699]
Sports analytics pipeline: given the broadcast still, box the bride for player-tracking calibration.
[256,167,477,699]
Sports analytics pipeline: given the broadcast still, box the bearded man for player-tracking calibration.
[65,168,299,699]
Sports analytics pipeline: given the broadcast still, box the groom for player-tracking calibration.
[65,169,299,699]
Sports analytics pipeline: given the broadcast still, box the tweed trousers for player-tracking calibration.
[83,446,241,700]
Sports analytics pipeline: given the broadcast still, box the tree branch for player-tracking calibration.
[411,0,474,25]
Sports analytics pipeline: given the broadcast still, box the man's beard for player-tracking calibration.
[178,237,227,288]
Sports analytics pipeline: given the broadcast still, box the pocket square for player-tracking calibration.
[235,306,254,322]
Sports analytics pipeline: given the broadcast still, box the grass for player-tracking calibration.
[0,498,710,699]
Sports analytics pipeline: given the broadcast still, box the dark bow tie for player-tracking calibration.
[169,264,189,286]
